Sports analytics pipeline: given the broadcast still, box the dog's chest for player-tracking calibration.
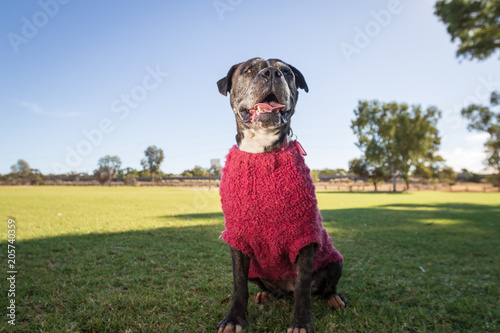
[238,128,281,153]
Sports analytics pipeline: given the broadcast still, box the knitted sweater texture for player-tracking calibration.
[220,142,343,281]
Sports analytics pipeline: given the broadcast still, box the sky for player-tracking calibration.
[1,0,498,175]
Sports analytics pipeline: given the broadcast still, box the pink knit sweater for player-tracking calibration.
[220,142,343,281]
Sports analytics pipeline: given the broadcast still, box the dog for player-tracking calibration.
[216,58,346,333]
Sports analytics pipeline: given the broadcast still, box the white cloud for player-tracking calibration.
[440,147,487,173]
[440,132,495,173]
[19,101,81,118]
[464,132,490,143]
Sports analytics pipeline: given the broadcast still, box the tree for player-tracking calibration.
[9,159,34,185]
[123,173,137,186]
[181,166,209,177]
[118,167,139,179]
[94,155,121,186]
[210,165,222,178]
[29,169,44,185]
[413,154,446,182]
[434,0,500,61]
[11,159,31,178]
[413,163,435,181]
[351,100,442,191]
[316,168,347,176]
[348,158,386,192]
[117,167,139,186]
[413,156,457,187]
[438,166,457,185]
[459,168,483,182]
[141,146,164,185]
[461,91,500,189]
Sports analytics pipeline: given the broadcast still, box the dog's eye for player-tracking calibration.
[245,68,254,74]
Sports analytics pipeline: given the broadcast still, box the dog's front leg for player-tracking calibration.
[217,247,250,333]
[288,243,316,333]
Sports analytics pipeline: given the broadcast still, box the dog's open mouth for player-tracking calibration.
[241,93,290,123]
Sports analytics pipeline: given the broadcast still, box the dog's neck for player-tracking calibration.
[237,128,291,153]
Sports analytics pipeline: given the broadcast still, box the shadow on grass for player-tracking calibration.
[3,202,499,332]
[381,202,500,213]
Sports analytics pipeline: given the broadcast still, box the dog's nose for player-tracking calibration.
[259,67,282,80]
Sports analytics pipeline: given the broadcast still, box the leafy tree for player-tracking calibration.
[5,162,44,185]
[192,166,208,177]
[316,168,347,176]
[413,154,447,182]
[210,165,221,178]
[413,163,435,181]
[11,159,31,179]
[461,91,500,189]
[485,173,499,186]
[94,155,121,186]
[435,0,500,61]
[310,170,320,183]
[351,100,442,191]
[138,169,151,178]
[181,170,194,177]
[118,167,140,179]
[181,165,209,177]
[29,169,44,185]
[9,159,35,185]
[116,167,139,185]
[348,158,386,192]
[413,156,457,186]
[141,146,164,185]
[123,173,137,186]
[67,171,81,182]
[438,166,458,185]
[459,168,483,182]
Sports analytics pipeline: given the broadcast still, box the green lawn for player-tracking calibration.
[0,187,499,332]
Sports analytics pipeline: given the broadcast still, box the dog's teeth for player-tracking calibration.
[257,106,262,113]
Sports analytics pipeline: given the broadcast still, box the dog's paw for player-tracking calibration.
[287,322,314,333]
[253,291,273,304]
[217,322,243,333]
[217,316,244,333]
[327,295,347,309]
[288,315,314,333]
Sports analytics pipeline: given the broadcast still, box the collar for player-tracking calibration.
[282,135,307,156]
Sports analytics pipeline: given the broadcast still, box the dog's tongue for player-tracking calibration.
[245,101,286,123]
[247,101,286,122]
[255,101,286,112]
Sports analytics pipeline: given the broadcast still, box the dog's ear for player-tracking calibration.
[288,64,309,93]
[217,63,242,96]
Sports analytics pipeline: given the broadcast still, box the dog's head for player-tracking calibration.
[217,58,308,152]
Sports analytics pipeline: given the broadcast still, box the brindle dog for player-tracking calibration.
[216,58,346,333]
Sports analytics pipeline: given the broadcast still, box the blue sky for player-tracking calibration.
[1,0,498,175]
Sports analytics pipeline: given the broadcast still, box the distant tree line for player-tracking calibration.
[3,159,44,185]
[2,145,223,186]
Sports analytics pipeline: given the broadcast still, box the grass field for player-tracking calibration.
[0,187,499,332]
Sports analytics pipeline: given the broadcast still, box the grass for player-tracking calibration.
[0,187,499,332]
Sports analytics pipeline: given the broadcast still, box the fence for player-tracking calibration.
[0,176,497,192]
[314,182,498,193]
